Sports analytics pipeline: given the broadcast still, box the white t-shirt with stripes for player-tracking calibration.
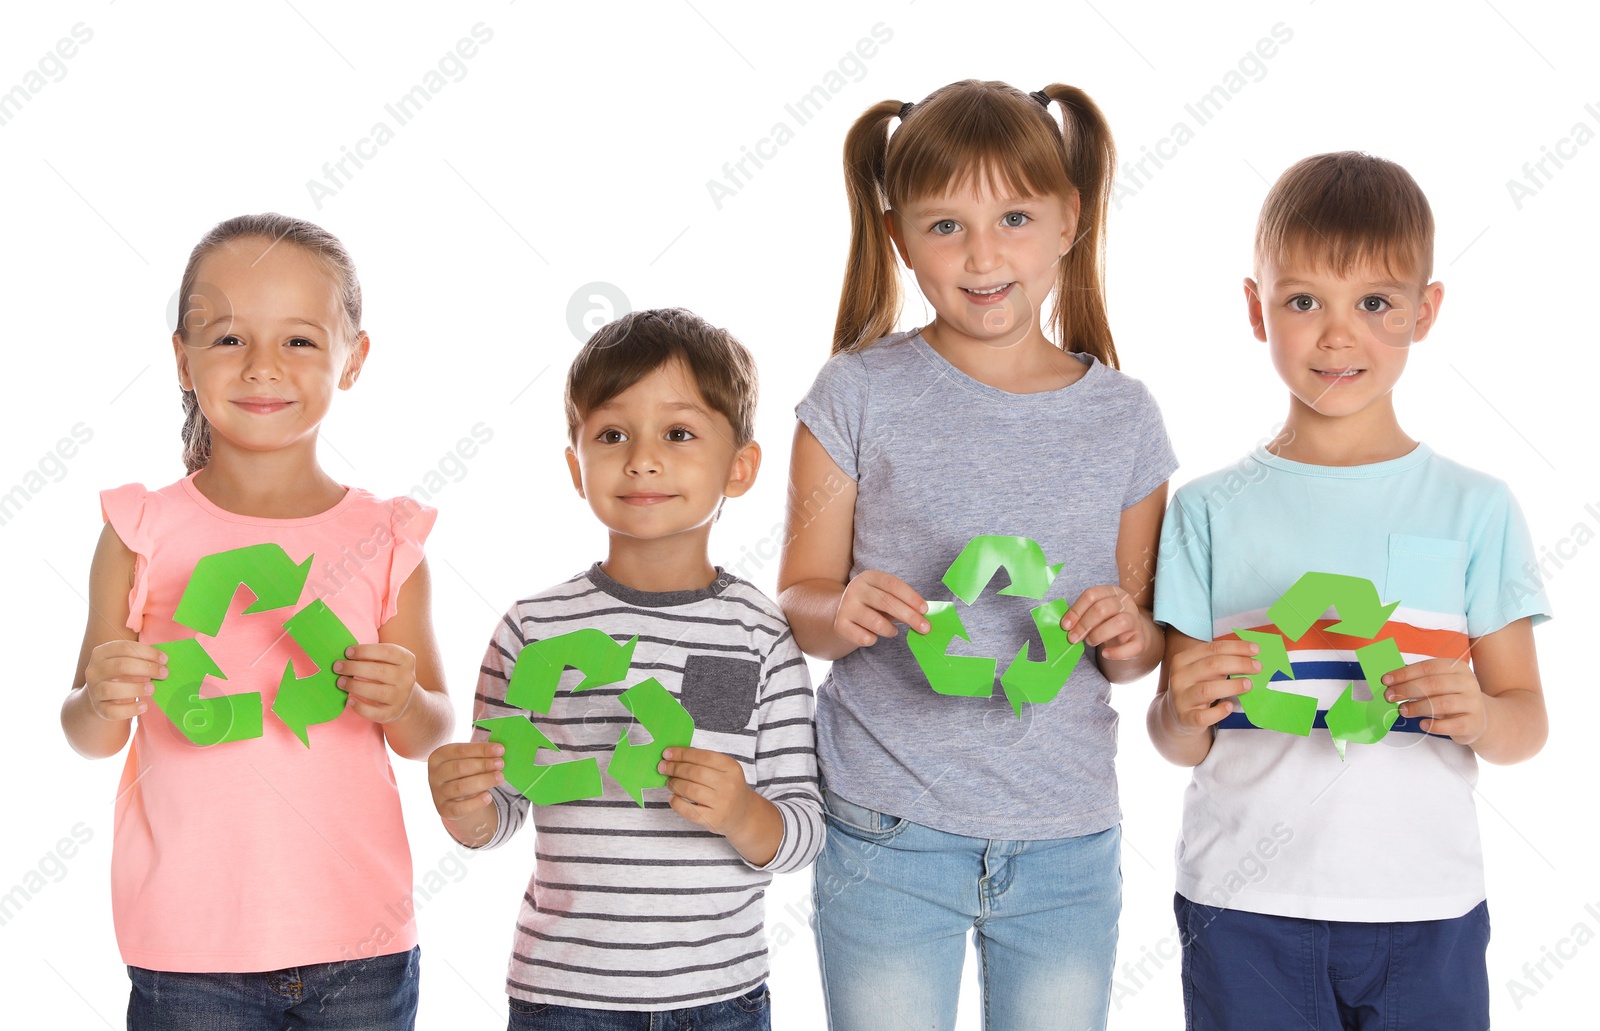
[472,564,823,1010]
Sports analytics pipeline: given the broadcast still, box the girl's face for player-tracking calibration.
[889,176,1078,352]
[173,237,366,463]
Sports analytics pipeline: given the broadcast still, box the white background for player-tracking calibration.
[2,1,1596,1027]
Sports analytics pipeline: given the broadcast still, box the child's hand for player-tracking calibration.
[1062,584,1157,660]
[335,643,418,724]
[1383,658,1487,744]
[658,747,761,836]
[1164,639,1261,736]
[833,570,930,647]
[83,640,164,722]
[427,741,505,845]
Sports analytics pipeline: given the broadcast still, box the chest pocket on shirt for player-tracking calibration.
[1385,534,1469,619]
[680,655,761,734]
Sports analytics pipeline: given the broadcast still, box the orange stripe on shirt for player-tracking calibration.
[1222,619,1469,661]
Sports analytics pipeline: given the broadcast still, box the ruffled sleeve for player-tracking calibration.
[100,483,153,633]
[381,496,437,625]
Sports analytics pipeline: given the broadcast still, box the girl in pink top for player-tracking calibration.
[62,214,454,1031]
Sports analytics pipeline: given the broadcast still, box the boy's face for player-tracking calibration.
[566,356,760,548]
[1245,253,1443,424]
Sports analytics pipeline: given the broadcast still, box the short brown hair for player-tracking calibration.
[1255,152,1434,284]
[564,308,758,446]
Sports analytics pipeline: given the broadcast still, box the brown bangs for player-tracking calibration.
[887,81,1073,207]
[1255,152,1434,284]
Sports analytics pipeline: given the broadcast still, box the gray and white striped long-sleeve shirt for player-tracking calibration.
[472,564,823,1010]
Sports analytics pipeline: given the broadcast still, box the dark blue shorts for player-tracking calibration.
[506,983,770,1030]
[1175,894,1489,1031]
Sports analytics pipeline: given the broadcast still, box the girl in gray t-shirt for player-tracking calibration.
[778,79,1176,1031]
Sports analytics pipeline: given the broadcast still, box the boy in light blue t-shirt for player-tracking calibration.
[1149,152,1550,1031]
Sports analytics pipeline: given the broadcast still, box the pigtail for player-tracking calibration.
[833,99,905,355]
[180,388,211,474]
[1040,84,1119,370]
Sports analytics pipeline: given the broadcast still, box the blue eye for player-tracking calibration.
[1288,295,1320,312]
[1359,295,1392,313]
[1002,212,1029,227]
[931,219,959,235]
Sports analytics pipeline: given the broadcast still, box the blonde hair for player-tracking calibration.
[1255,152,1435,284]
[173,214,363,473]
[834,80,1118,367]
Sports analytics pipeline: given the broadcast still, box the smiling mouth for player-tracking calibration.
[1313,367,1364,380]
[961,283,1013,304]
[232,398,294,413]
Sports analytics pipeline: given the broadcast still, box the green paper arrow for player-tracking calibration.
[941,535,1061,604]
[1230,628,1317,736]
[908,602,997,698]
[1267,572,1401,641]
[151,637,264,745]
[506,629,638,714]
[474,715,603,805]
[1326,637,1406,759]
[998,598,1085,717]
[172,543,313,637]
[607,678,696,806]
[272,599,360,747]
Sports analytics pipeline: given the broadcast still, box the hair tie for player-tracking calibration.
[899,101,914,120]
[1029,90,1052,108]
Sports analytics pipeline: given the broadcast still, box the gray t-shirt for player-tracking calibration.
[797,331,1176,839]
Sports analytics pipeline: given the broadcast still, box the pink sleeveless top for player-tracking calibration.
[100,474,436,972]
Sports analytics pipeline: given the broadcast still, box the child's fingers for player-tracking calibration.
[856,583,927,635]
[1182,698,1234,729]
[331,658,401,683]
[668,792,712,827]
[94,640,169,664]
[432,753,506,784]
[344,642,409,663]
[867,572,928,614]
[96,655,167,682]
[94,697,148,721]
[665,775,716,808]
[1176,640,1260,676]
[441,768,505,803]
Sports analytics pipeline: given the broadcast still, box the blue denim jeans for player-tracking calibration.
[812,786,1120,1031]
[126,945,419,1030]
[1175,894,1491,1030]
[506,983,770,1030]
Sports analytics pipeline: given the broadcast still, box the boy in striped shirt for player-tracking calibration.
[429,308,823,1028]
[1149,153,1550,1030]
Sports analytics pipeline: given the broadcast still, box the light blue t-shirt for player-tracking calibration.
[797,331,1177,839]
[1154,443,1550,921]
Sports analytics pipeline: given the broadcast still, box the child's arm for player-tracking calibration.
[778,424,930,660]
[1147,626,1262,767]
[1381,617,1545,765]
[1062,485,1169,684]
[62,525,161,759]
[336,558,453,759]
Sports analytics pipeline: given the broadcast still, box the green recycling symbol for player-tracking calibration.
[475,629,696,806]
[1230,571,1407,759]
[907,535,1084,717]
[152,544,358,747]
